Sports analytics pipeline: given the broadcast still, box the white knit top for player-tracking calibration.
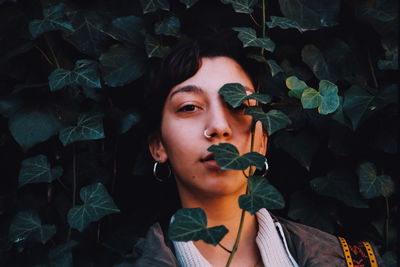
[172,208,299,267]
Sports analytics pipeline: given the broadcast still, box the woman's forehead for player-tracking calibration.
[169,56,254,98]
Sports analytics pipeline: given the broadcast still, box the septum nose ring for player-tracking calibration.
[204,129,212,139]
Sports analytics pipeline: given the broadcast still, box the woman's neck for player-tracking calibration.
[179,190,260,266]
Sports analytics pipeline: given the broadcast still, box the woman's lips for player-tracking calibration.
[202,159,220,169]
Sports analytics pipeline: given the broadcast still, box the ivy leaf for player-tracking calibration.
[48,240,78,267]
[288,191,335,233]
[382,251,397,267]
[239,176,285,214]
[168,208,228,246]
[225,0,258,14]
[63,10,113,57]
[356,6,396,22]
[331,96,352,129]
[18,154,63,187]
[232,27,275,52]
[9,107,62,151]
[266,59,283,77]
[59,112,104,146]
[139,0,170,14]
[274,131,318,171]
[286,76,310,99]
[144,34,170,58]
[99,44,146,87]
[67,183,120,232]
[109,16,145,46]
[357,162,395,199]
[49,60,101,91]
[310,170,368,208]
[301,80,339,115]
[179,0,199,8]
[9,211,56,245]
[245,107,291,136]
[302,44,337,82]
[154,16,180,37]
[29,3,73,38]
[343,85,398,131]
[266,16,303,32]
[208,143,265,171]
[219,83,271,108]
[279,0,340,30]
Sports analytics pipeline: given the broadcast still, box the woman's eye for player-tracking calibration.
[178,105,197,112]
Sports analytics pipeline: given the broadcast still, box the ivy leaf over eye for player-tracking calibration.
[245,107,291,136]
[219,83,271,108]
[59,112,104,146]
[49,60,101,91]
[29,3,73,38]
[239,176,285,214]
[208,143,265,171]
[18,154,63,187]
[357,162,394,199]
[232,27,275,52]
[154,16,180,37]
[168,208,228,246]
[9,210,56,245]
[266,16,303,32]
[67,183,120,232]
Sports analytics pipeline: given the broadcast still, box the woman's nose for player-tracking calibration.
[205,103,232,140]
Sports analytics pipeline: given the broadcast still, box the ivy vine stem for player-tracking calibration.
[67,144,77,241]
[385,197,389,249]
[368,49,378,88]
[261,0,266,56]
[44,34,60,68]
[250,14,260,27]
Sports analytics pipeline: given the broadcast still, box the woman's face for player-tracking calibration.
[149,56,267,204]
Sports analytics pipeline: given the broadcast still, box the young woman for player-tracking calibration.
[132,33,383,267]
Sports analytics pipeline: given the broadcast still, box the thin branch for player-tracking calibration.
[35,46,54,66]
[44,34,60,68]
[249,14,260,27]
[218,243,232,254]
[261,0,266,56]
[385,197,390,249]
[368,49,379,88]
[67,144,77,241]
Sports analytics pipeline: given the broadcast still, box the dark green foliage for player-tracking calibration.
[0,0,397,265]
[168,208,228,246]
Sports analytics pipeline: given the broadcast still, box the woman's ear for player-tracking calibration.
[254,121,268,155]
[148,133,168,163]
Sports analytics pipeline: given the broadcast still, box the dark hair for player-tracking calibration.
[143,30,268,137]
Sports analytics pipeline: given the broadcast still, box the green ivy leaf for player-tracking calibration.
[59,112,104,146]
[357,162,394,199]
[9,211,56,244]
[144,34,170,58]
[239,176,285,214]
[357,6,396,22]
[29,3,73,38]
[278,0,339,30]
[221,0,258,14]
[168,208,228,246]
[99,44,146,87]
[109,16,145,46]
[274,131,318,171]
[18,154,63,187]
[301,44,337,82]
[232,27,275,52]
[310,170,368,208]
[139,0,170,14]
[343,84,398,131]
[288,191,335,233]
[286,76,309,99]
[208,143,265,171]
[266,59,283,77]
[9,107,62,151]
[49,60,101,91]
[154,16,180,37]
[179,0,199,8]
[266,16,303,32]
[48,240,78,267]
[63,10,112,57]
[382,251,397,267]
[301,80,339,115]
[67,183,120,232]
[245,107,291,136]
[219,83,271,108]
[331,96,352,129]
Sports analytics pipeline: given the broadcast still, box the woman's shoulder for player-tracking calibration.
[275,215,384,267]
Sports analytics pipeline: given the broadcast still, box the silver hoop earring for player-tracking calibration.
[153,161,171,182]
[204,129,212,139]
[262,159,269,176]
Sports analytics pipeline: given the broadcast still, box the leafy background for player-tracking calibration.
[0,0,398,265]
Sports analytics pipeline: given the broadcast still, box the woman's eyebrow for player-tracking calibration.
[170,85,204,99]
